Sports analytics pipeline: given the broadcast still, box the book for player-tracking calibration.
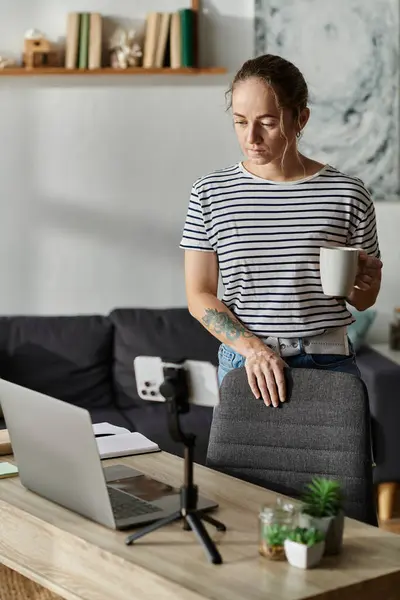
[0,461,18,479]
[0,424,158,460]
[143,12,162,68]
[170,12,182,69]
[89,13,102,69]
[0,429,12,456]
[92,422,130,436]
[155,13,171,68]
[96,432,160,459]
[65,12,80,69]
[78,12,90,69]
[179,9,195,67]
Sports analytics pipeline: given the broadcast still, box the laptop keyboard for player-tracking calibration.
[107,486,161,521]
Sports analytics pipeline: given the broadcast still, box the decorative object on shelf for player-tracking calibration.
[298,477,344,555]
[258,501,296,560]
[0,56,17,69]
[284,527,325,569]
[23,29,58,68]
[109,28,142,69]
[389,307,400,350]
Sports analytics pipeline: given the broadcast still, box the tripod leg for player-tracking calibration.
[199,513,226,532]
[125,510,181,545]
[185,513,223,565]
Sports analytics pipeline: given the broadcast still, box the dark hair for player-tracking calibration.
[226,53,309,135]
[227,54,308,118]
[226,54,309,168]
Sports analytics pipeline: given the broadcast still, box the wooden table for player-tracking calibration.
[1,452,400,600]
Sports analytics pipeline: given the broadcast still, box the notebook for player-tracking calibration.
[0,461,19,478]
[96,432,160,459]
[92,422,130,436]
[0,422,159,460]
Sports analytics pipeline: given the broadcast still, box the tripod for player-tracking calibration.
[125,360,226,565]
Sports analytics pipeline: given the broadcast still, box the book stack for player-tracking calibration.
[65,12,103,69]
[143,9,195,69]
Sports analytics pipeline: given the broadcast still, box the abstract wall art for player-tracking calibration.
[255,0,399,200]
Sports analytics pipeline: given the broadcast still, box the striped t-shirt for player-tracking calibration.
[180,163,380,338]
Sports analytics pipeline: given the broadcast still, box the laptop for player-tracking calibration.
[0,378,217,530]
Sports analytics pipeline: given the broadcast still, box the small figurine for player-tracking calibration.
[23,29,58,68]
[109,28,142,69]
[0,56,16,69]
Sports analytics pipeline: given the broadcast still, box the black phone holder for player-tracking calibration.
[125,359,226,565]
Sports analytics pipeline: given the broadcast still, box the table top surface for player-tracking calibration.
[1,451,400,600]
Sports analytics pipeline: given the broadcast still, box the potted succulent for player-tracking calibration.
[259,522,291,561]
[299,477,344,555]
[284,527,325,569]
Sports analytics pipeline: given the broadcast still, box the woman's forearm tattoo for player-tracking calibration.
[201,308,254,341]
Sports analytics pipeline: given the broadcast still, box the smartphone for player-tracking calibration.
[133,356,219,408]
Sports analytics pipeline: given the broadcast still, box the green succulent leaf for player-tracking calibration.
[301,477,343,518]
[263,523,290,546]
[287,527,325,546]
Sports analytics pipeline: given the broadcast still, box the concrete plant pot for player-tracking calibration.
[298,512,333,535]
[298,511,344,555]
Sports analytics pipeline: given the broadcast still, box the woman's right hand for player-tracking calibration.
[245,348,288,408]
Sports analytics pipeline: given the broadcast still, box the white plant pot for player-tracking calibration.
[298,512,333,534]
[284,539,325,569]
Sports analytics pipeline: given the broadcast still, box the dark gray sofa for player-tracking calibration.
[356,345,400,487]
[0,308,219,465]
[0,308,399,490]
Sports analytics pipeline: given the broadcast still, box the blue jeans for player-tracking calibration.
[217,340,360,386]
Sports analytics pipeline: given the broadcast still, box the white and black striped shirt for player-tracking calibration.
[180,163,380,338]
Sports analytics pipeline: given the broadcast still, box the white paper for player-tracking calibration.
[96,432,160,459]
[92,422,130,436]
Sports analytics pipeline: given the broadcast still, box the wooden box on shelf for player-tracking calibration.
[23,37,59,69]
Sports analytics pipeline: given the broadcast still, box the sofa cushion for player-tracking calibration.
[357,345,400,483]
[109,308,220,408]
[0,315,114,409]
[348,309,377,351]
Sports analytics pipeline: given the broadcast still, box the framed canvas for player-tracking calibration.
[255,0,399,200]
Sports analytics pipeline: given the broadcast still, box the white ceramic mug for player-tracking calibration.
[319,246,359,297]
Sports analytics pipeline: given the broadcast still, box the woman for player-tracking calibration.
[180,54,382,408]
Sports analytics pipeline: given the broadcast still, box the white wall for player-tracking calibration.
[0,0,253,314]
[371,203,400,342]
[0,1,398,341]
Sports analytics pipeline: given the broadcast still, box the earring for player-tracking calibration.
[296,130,302,140]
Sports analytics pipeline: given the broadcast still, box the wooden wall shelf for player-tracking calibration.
[0,67,226,77]
[0,2,224,78]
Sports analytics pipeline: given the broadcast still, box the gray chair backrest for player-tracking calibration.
[206,367,376,525]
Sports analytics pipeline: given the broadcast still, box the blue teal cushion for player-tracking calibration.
[348,309,377,351]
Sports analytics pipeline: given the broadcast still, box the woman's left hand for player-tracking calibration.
[354,251,382,291]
